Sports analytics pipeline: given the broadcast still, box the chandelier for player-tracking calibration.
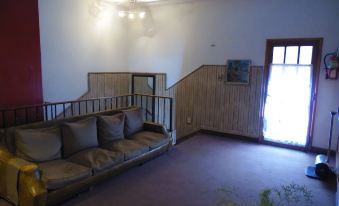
[118,0,146,20]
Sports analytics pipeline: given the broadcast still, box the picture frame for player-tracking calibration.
[225,60,251,84]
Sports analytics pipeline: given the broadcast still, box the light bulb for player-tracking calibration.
[128,13,135,19]
[139,12,146,19]
[118,11,126,17]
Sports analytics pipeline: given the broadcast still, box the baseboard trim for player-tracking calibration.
[176,129,336,156]
[199,129,259,143]
[261,140,307,151]
[176,130,200,145]
[310,146,336,156]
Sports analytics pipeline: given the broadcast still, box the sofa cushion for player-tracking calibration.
[97,113,125,146]
[104,139,149,161]
[61,117,98,158]
[123,107,144,137]
[67,148,124,174]
[15,127,62,162]
[129,131,169,150]
[38,160,92,190]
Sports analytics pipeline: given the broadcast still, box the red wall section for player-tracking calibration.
[0,0,43,108]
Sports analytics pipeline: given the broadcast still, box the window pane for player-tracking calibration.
[272,47,285,64]
[299,46,313,64]
[285,46,299,64]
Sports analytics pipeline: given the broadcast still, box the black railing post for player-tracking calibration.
[2,111,5,128]
[44,105,48,121]
[50,105,53,120]
[152,96,155,122]
[54,105,57,119]
[170,98,173,132]
[63,104,66,118]
[146,96,148,120]
[132,93,135,105]
[163,99,166,125]
[71,103,74,116]
[14,109,17,125]
[157,97,160,123]
[25,108,29,124]
[86,101,88,114]
[78,102,81,115]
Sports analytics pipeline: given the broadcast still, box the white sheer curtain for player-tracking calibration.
[263,64,312,146]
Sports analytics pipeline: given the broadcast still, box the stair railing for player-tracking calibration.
[0,94,174,132]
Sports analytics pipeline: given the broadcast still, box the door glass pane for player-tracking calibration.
[263,64,312,146]
[285,46,299,64]
[299,46,313,65]
[272,47,285,64]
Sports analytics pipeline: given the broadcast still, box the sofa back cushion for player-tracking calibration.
[123,107,144,137]
[61,117,98,158]
[15,127,62,162]
[97,113,125,146]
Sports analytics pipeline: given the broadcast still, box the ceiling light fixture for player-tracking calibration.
[117,0,146,20]
[118,11,126,17]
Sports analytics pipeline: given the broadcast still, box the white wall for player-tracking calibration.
[39,0,339,149]
[39,0,128,102]
[128,0,339,149]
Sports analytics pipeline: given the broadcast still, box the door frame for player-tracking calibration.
[131,74,156,121]
[260,38,323,150]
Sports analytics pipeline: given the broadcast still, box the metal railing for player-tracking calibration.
[0,94,174,132]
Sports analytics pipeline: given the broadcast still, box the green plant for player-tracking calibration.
[260,183,313,206]
[216,183,313,206]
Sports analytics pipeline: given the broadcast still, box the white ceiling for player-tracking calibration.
[102,0,210,6]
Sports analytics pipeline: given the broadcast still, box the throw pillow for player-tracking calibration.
[61,117,98,158]
[15,127,62,162]
[123,107,144,137]
[97,113,125,146]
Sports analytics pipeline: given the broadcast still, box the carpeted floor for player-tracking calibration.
[0,133,336,206]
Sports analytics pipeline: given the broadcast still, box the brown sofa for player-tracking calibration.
[0,107,171,206]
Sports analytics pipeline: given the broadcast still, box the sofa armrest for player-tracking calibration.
[143,122,168,135]
[143,122,173,144]
[0,146,47,206]
[18,165,47,206]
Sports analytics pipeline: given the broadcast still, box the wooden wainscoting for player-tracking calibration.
[156,65,264,138]
[81,65,264,139]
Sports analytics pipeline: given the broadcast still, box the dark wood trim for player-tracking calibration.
[131,74,156,121]
[131,74,156,95]
[200,129,259,143]
[310,146,336,156]
[261,38,323,150]
[167,65,262,90]
[176,130,200,145]
[88,72,167,75]
[262,140,307,151]
[196,129,334,155]
[308,39,323,150]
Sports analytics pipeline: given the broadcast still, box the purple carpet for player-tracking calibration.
[0,133,336,206]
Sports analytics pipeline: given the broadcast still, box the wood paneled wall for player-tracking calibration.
[83,73,131,98]
[155,65,264,138]
[82,65,264,139]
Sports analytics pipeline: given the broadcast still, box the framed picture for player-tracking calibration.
[226,60,251,84]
